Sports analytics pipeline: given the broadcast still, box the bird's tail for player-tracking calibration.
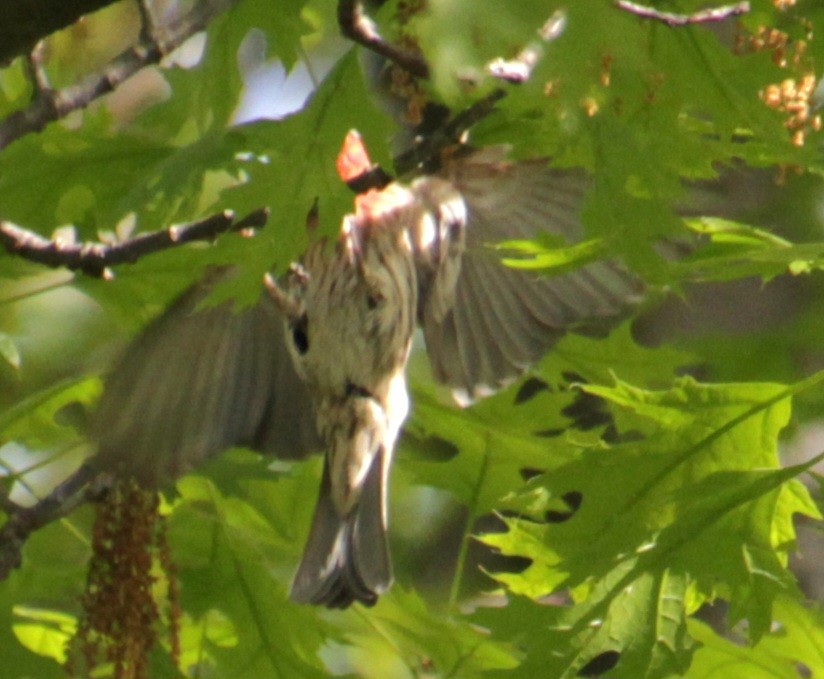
[290,445,392,608]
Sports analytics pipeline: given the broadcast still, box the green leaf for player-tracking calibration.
[667,217,824,282]
[339,587,519,677]
[403,321,696,606]
[0,376,100,450]
[403,382,574,517]
[216,51,394,303]
[0,333,20,371]
[480,374,822,673]
[2,2,824,677]
[12,607,77,664]
[167,470,332,677]
[160,0,313,132]
[0,112,174,236]
[0,503,93,678]
[166,460,518,677]
[474,568,696,679]
[687,596,824,678]
[411,0,556,104]
[496,236,606,272]
[0,0,314,238]
[543,322,696,387]
[0,57,31,118]
[231,0,313,72]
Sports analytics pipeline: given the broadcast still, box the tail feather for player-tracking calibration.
[290,447,391,608]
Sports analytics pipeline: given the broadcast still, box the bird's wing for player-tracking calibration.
[420,150,643,400]
[93,270,321,486]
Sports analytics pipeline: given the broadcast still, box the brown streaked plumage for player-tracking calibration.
[92,134,642,608]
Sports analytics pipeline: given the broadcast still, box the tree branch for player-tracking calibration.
[0,0,238,151]
[335,1,568,188]
[0,202,268,576]
[0,207,269,278]
[337,0,430,79]
[615,0,750,26]
[0,462,105,581]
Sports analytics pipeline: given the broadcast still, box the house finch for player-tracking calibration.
[92,132,640,608]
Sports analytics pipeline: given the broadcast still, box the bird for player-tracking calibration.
[91,130,641,608]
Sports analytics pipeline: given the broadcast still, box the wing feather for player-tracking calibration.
[420,151,643,397]
[454,262,510,389]
[93,271,322,486]
[465,256,549,366]
[421,305,463,386]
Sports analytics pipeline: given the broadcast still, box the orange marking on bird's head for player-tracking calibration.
[337,130,373,183]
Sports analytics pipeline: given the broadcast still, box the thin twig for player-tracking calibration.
[0,461,104,580]
[393,89,508,176]
[336,1,561,185]
[339,88,509,193]
[0,0,238,151]
[615,0,750,26]
[24,42,52,95]
[19,41,60,127]
[337,0,430,79]
[486,10,568,84]
[0,207,269,278]
[136,0,158,46]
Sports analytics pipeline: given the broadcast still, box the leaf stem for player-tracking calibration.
[448,435,491,612]
[0,275,72,306]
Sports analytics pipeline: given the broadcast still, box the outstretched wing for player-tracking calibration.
[93,270,321,486]
[420,151,643,400]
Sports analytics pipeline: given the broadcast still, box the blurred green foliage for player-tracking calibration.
[1,0,824,677]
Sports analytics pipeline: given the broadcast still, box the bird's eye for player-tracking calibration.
[291,314,309,355]
[366,292,384,310]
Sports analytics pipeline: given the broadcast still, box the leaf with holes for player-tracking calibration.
[478,375,821,679]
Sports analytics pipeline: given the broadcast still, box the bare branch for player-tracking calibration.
[0,0,238,151]
[615,0,750,26]
[337,0,430,79]
[0,462,104,581]
[0,207,270,278]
